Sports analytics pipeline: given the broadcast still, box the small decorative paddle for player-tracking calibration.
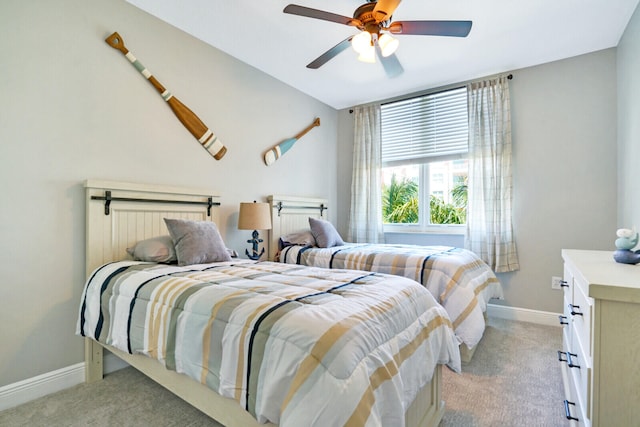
[264,118,320,166]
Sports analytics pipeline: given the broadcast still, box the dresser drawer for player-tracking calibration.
[567,364,590,427]
[570,276,593,359]
[563,263,574,301]
[561,265,574,343]
[566,333,592,425]
[560,293,572,340]
[561,317,571,352]
[559,354,580,427]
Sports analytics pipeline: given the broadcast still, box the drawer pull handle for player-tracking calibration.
[566,351,580,369]
[558,315,568,325]
[568,304,583,316]
[557,351,581,369]
[564,400,580,421]
[560,280,569,288]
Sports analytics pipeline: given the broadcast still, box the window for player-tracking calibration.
[380,87,468,231]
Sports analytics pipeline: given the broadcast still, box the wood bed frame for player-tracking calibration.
[82,181,445,427]
[267,194,481,363]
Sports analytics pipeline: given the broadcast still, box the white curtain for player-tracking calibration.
[348,105,384,243]
[465,76,519,272]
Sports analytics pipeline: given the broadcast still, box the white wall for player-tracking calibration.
[337,48,618,314]
[617,4,640,229]
[0,0,337,387]
[505,49,617,312]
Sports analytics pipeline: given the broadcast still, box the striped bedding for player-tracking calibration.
[77,260,460,426]
[278,244,503,349]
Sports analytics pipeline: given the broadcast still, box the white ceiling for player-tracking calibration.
[126,0,639,110]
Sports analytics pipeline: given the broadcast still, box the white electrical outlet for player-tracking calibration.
[551,276,563,290]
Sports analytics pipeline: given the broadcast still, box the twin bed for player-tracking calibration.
[268,195,503,363]
[78,181,462,427]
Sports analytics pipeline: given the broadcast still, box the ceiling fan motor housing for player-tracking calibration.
[354,3,376,21]
[353,2,390,34]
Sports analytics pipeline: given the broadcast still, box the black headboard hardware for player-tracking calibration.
[91,191,219,216]
[275,201,327,217]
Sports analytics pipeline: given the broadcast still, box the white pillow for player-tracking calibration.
[279,230,317,249]
[126,235,177,263]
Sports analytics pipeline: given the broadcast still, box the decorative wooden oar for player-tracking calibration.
[264,118,320,166]
[105,32,226,160]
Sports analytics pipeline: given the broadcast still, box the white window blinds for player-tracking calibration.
[381,87,468,165]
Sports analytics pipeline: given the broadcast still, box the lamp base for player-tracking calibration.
[245,229,264,261]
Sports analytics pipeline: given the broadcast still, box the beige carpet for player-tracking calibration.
[442,317,568,427]
[0,317,568,426]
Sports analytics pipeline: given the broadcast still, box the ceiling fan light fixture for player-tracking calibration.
[351,30,372,54]
[357,45,376,63]
[378,33,399,57]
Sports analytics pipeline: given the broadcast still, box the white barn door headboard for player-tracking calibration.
[267,194,328,260]
[85,180,221,275]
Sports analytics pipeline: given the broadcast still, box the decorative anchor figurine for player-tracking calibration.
[613,227,640,265]
[246,231,264,260]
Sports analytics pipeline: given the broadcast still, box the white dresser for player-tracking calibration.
[560,249,640,426]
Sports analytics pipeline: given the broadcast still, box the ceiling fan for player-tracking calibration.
[283,0,472,77]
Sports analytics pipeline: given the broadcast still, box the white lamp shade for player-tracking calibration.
[351,31,372,54]
[378,33,399,57]
[238,202,272,230]
[357,45,376,63]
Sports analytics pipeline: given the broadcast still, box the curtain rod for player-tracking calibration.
[349,73,513,113]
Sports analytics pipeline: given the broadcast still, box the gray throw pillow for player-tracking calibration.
[164,218,232,266]
[126,235,177,263]
[308,217,344,248]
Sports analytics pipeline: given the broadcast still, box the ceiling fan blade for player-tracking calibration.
[306,36,354,69]
[388,20,473,37]
[376,45,404,78]
[372,0,402,22]
[284,4,359,26]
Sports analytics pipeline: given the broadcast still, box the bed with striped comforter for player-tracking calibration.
[77,259,460,426]
[278,244,503,349]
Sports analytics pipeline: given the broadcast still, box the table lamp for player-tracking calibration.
[238,201,272,260]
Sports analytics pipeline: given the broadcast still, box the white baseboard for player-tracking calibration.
[0,363,85,412]
[0,305,557,412]
[487,303,562,327]
[0,353,129,412]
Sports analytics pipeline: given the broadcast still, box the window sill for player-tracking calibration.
[383,226,465,236]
